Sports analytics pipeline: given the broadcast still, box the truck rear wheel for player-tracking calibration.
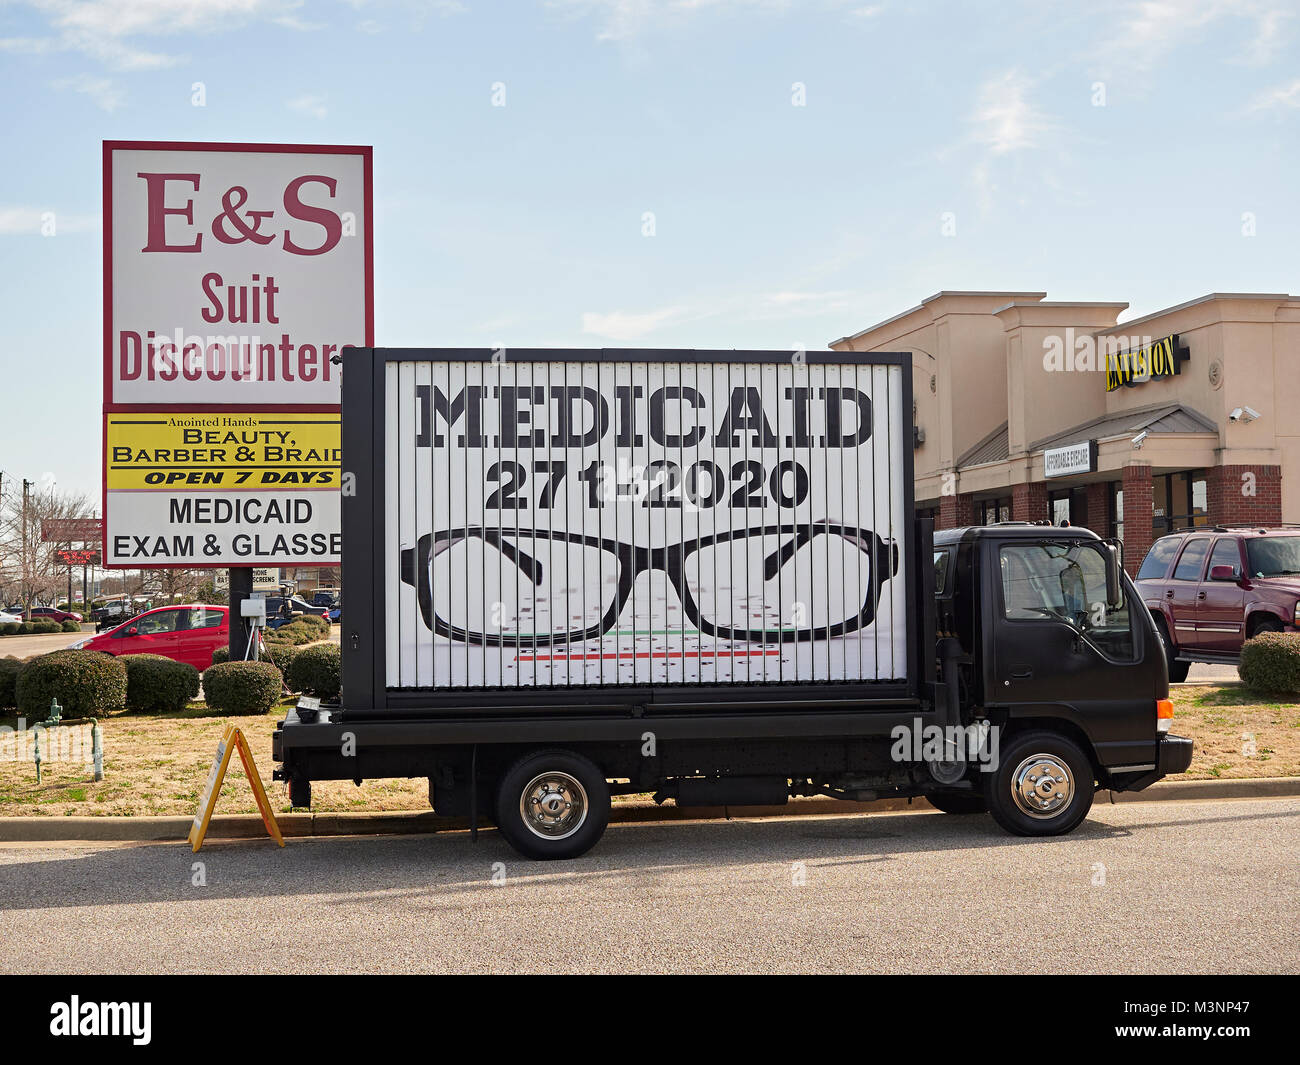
[494,749,610,860]
[926,791,987,815]
[983,730,1094,837]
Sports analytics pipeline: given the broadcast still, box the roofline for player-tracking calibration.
[830,290,1047,347]
[1026,402,1217,453]
[955,419,1010,469]
[991,299,1130,317]
[1099,292,1299,335]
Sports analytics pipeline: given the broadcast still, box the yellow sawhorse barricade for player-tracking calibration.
[189,723,285,852]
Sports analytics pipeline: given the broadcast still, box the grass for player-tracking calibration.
[0,682,1296,818]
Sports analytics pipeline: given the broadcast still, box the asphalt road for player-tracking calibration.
[2,797,1296,974]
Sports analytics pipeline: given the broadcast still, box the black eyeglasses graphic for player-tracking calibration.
[399,521,898,647]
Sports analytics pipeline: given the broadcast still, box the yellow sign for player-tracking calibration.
[1105,334,1188,393]
[189,724,285,852]
[106,412,340,490]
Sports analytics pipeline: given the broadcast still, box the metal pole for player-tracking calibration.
[228,567,253,661]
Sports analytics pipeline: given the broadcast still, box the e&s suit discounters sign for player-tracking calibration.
[102,141,372,567]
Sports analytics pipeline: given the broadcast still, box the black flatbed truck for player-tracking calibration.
[273,348,1193,859]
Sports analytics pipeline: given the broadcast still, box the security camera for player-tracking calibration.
[1131,430,1149,449]
[1229,406,1260,423]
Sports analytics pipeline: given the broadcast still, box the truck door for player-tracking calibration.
[1166,537,1211,651]
[990,539,1153,763]
[1195,537,1246,652]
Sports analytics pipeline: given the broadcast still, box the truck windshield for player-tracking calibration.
[1246,537,1300,578]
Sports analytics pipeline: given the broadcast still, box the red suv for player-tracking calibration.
[1135,527,1300,681]
[70,604,229,671]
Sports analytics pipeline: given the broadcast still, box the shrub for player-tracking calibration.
[269,621,314,646]
[61,619,81,633]
[1239,632,1300,694]
[121,654,200,713]
[202,661,283,715]
[286,642,340,699]
[0,623,18,637]
[210,645,230,667]
[33,621,61,634]
[0,656,25,709]
[262,642,301,679]
[16,650,127,717]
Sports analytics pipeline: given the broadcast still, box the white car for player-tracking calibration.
[0,611,21,624]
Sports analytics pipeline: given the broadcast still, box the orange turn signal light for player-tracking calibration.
[1156,698,1174,720]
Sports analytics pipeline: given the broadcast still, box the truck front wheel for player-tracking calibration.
[495,749,610,860]
[983,731,1094,836]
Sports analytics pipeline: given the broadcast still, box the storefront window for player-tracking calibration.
[1152,470,1210,534]
[979,497,1011,525]
[1109,483,1123,542]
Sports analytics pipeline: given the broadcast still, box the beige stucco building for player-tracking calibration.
[831,291,1299,573]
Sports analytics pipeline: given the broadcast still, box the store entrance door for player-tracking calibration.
[1049,487,1088,528]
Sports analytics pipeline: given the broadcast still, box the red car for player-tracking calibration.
[29,606,83,623]
[71,604,229,671]
[1135,527,1300,681]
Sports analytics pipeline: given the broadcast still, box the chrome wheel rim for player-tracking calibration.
[1010,754,1074,819]
[520,772,588,840]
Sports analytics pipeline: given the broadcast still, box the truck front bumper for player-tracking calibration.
[1104,733,1194,793]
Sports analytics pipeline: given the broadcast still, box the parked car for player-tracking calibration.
[264,596,330,629]
[93,601,140,632]
[1135,526,1300,681]
[28,606,82,623]
[70,604,230,670]
[0,610,20,624]
[311,590,339,608]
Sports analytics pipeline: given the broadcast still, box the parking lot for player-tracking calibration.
[1,796,1295,974]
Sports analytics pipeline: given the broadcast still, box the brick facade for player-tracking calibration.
[1084,481,1110,535]
[1120,463,1153,577]
[937,490,975,530]
[1207,465,1282,527]
[1011,482,1048,524]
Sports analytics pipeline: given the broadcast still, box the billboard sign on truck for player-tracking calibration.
[373,350,911,690]
[102,141,371,568]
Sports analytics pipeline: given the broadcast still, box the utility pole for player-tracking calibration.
[21,479,32,618]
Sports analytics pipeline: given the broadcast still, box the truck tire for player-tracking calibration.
[494,749,610,861]
[926,791,987,815]
[1155,619,1190,682]
[983,730,1094,837]
[1247,615,1282,638]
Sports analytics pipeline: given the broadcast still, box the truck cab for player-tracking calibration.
[934,523,1191,802]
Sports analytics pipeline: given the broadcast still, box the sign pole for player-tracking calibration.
[228,567,253,662]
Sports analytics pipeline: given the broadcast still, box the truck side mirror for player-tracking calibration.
[1103,543,1122,607]
[1208,564,1238,582]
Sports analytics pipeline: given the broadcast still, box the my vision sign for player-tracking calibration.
[1104,333,1189,393]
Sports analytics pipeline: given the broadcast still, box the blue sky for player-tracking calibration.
[1,0,1297,498]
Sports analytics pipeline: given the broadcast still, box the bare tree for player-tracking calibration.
[0,482,96,615]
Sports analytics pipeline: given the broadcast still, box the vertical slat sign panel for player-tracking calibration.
[387,356,907,691]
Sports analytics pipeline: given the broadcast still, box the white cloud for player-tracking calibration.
[1104,1,1292,70]
[287,93,328,119]
[548,0,794,42]
[1248,77,1300,111]
[755,290,855,316]
[581,305,688,340]
[0,207,101,235]
[970,69,1050,155]
[55,72,126,110]
[5,0,315,73]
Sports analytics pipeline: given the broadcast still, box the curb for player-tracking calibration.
[1,775,1297,843]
